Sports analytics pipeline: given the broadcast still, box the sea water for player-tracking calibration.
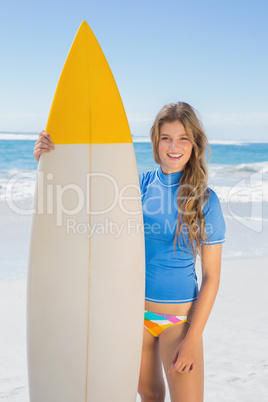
[0,132,268,270]
[1,133,268,202]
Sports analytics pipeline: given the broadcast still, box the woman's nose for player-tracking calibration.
[169,139,180,149]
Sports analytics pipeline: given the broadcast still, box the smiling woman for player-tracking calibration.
[138,101,225,402]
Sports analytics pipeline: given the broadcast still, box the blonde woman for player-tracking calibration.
[34,102,225,402]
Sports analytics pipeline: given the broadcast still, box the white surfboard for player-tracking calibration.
[27,21,145,401]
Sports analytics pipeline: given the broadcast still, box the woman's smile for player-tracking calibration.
[167,152,183,159]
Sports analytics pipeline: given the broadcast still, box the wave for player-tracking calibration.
[0,134,154,143]
[212,184,268,202]
[1,132,267,146]
[209,139,268,145]
[208,161,268,202]
[208,161,268,175]
[132,136,151,143]
[0,132,151,143]
[0,168,267,203]
[0,169,36,201]
[0,133,38,140]
[133,137,268,145]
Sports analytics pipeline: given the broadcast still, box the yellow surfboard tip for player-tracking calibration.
[46,21,133,145]
[79,20,90,31]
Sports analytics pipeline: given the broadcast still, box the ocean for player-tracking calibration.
[1,133,268,203]
[0,132,268,271]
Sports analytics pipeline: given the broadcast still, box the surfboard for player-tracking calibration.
[27,21,145,401]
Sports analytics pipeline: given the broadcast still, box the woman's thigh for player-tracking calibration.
[138,328,166,401]
[159,323,204,402]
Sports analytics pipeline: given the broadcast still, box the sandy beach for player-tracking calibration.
[1,197,268,401]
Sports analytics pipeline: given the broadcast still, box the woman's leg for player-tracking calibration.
[159,323,204,402]
[138,328,166,402]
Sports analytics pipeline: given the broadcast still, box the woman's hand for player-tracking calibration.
[168,337,199,374]
[33,130,55,162]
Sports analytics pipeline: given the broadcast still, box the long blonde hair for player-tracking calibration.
[150,102,210,257]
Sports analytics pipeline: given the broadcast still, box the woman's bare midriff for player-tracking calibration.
[145,299,196,316]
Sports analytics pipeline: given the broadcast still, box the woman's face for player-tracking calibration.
[158,120,193,174]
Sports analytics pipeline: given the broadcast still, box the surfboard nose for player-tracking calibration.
[46,21,132,145]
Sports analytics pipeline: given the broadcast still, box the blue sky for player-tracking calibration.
[0,0,267,140]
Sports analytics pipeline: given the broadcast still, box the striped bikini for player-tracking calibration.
[144,310,188,337]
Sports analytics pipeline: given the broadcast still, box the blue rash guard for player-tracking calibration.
[139,166,226,304]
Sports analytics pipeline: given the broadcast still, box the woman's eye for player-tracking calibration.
[161,137,169,140]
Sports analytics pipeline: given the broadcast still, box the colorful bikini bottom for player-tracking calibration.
[144,310,188,337]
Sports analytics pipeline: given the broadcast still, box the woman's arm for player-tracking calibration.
[185,243,222,343]
[168,243,223,374]
[33,130,55,162]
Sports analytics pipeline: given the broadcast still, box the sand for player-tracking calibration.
[1,198,268,401]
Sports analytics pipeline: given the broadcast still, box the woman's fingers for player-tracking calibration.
[33,130,55,162]
[169,361,193,374]
[168,357,183,373]
[189,363,195,372]
[174,361,186,373]
[36,140,55,149]
[168,338,198,374]
[168,355,195,374]
[38,131,54,147]
[39,130,52,142]
[180,364,192,374]
[168,352,179,373]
